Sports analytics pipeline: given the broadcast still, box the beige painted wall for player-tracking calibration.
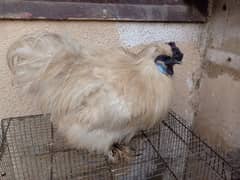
[0,21,204,121]
[194,0,240,152]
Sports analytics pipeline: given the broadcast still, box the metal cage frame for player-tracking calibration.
[0,111,239,180]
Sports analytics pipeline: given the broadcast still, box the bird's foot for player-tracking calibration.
[108,143,135,163]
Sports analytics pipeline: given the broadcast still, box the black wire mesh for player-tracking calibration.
[0,111,239,180]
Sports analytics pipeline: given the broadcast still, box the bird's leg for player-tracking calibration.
[107,143,135,163]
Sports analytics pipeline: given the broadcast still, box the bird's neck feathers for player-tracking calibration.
[135,46,171,77]
[136,58,170,79]
[128,61,173,129]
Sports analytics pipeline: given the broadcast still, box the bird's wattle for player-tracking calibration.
[156,63,168,75]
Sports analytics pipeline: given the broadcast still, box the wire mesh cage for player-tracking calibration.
[0,111,239,180]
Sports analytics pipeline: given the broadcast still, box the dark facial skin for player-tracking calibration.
[154,42,183,76]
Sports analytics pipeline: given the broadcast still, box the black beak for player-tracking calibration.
[168,42,183,63]
[172,59,181,64]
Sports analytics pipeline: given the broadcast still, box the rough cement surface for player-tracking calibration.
[117,23,203,47]
[195,74,240,150]
[194,0,240,152]
[204,61,240,80]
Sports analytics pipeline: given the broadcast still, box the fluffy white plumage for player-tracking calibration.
[7,32,177,161]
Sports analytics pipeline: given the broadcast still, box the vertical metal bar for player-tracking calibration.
[50,122,54,180]
[141,131,178,180]
[0,120,10,160]
[104,157,114,180]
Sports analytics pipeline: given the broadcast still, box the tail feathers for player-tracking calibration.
[7,32,81,94]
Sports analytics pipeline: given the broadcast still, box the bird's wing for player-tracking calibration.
[36,47,136,131]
